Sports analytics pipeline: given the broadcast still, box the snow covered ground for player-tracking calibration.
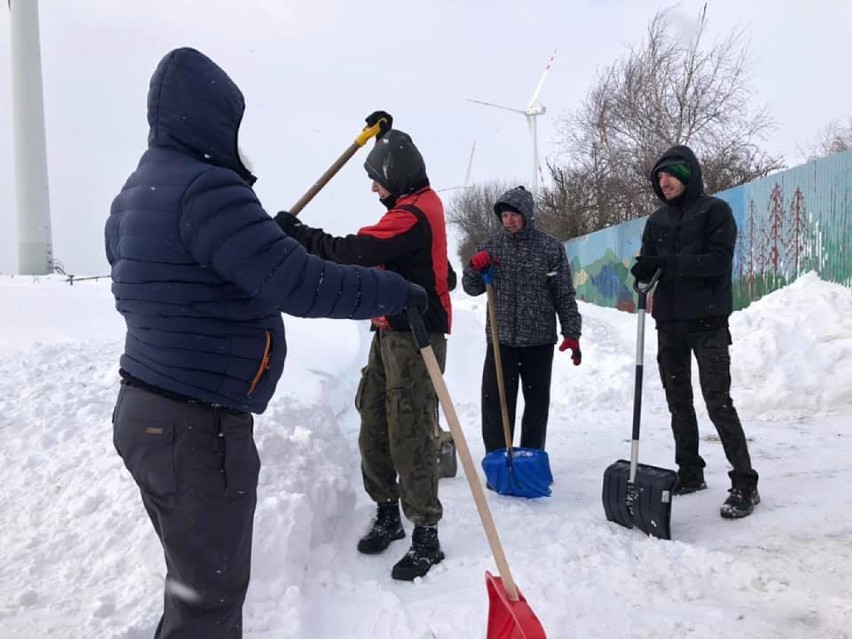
[1,272,851,638]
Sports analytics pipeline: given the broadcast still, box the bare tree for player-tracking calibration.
[801,117,852,161]
[549,6,784,234]
[536,162,601,239]
[445,180,517,263]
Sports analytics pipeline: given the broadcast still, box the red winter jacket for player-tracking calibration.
[288,187,453,334]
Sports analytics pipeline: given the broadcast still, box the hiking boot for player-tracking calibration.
[673,479,707,496]
[391,525,445,581]
[720,487,760,519]
[357,501,405,554]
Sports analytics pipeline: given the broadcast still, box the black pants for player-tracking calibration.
[482,343,554,453]
[657,328,758,489]
[112,383,260,639]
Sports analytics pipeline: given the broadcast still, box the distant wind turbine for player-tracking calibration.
[467,49,557,194]
[437,142,476,193]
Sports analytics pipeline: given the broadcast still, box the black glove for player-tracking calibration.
[631,254,676,282]
[365,111,393,139]
[274,210,303,237]
[404,282,428,315]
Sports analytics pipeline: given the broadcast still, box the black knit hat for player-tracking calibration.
[364,129,428,197]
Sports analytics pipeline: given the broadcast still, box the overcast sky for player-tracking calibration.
[1,0,851,275]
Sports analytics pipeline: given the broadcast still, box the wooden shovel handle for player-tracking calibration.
[408,310,519,601]
[486,283,514,454]
[289,120,385,216]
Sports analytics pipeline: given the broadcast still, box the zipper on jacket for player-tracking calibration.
[247,330,272,396]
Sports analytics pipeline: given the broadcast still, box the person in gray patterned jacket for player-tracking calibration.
[462,186,582,453]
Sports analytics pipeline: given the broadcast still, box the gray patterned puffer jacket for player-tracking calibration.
[462,186,582,347]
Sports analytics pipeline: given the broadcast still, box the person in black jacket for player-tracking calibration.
[106,49,425,638]
[631,145,759,519]
[275,119,451,581]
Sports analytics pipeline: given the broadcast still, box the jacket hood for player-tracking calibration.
[493,186,535,229]
[364,129,429,198]
[650,145,704,205]
[147,47,256,184]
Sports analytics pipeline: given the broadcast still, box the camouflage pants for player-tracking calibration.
[355,330,445,526]
[657,327,759,489]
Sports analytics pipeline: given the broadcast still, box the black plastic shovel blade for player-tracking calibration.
[602,459,678,540]
[436,430,458,478]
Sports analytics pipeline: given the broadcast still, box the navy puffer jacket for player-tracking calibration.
[105,48,408,413]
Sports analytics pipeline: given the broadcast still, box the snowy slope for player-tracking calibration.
[0,273,851,638]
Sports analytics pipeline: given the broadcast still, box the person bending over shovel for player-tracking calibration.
[462,186,582,456]
[631,144,760,519]
[275,115,452,581]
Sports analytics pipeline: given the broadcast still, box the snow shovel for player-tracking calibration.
[480,276,552,498]
[602,269,678,540]
[435,421,458,479]
[408,309,547,639]
[289,117,388,215]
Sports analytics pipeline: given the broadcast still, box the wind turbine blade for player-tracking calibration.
[463,142,476,187]
[466,98,527,115]
[527,49,557,110]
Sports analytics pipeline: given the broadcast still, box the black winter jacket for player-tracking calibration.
[641,145,736,329]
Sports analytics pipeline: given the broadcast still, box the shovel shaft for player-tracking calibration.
[408,310,520,601]
[485,283,514,457]
[629,309,645,483]
[289,121,384,216]
[289,143,360,215]
[629,268,661,484]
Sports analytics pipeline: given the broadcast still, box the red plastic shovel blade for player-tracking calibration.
[485,571,547,639]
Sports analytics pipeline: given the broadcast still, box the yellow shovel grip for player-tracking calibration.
[355,119,387,146]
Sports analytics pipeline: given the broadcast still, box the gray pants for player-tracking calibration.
[112,382,260,639]
[355,330,445,526]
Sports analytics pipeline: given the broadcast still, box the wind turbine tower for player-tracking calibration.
[468,50,557,195]
[9,0,54,274]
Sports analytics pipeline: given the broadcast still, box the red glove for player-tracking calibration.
[470,250,491,272]
[559,337,582,366]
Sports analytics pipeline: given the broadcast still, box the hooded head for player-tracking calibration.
[493,186,535,229]
[364,129,429,203]
[147,47,256,184]
[650,145,704,205]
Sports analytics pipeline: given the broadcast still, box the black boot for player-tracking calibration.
[357,501,405,554]
[673,478,707,495]
[391,525,445,581]
[720,486,760,519]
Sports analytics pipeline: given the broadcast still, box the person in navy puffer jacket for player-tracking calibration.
[105,47,425,639]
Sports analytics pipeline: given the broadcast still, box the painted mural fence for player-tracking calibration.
[564,149,852,311]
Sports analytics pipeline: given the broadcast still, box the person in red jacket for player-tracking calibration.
[275,114,451,581]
